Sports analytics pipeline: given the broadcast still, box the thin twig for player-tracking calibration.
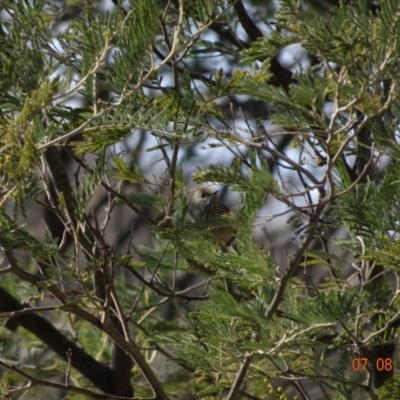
[225,352,253,400]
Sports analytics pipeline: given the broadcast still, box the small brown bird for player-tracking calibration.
[188,187,236,248]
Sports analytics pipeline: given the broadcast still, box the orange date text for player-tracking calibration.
[351,357,393,372]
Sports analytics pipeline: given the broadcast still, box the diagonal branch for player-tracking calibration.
[231,0,262,41]
[0,287,116,394]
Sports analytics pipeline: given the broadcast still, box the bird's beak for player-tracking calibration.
[213,190,219,195]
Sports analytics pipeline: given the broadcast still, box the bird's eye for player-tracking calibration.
[200,192,206,198]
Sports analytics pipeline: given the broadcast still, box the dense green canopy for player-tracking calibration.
[1,0,400,399]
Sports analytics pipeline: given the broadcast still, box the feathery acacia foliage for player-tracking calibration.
[1,0,400,399]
